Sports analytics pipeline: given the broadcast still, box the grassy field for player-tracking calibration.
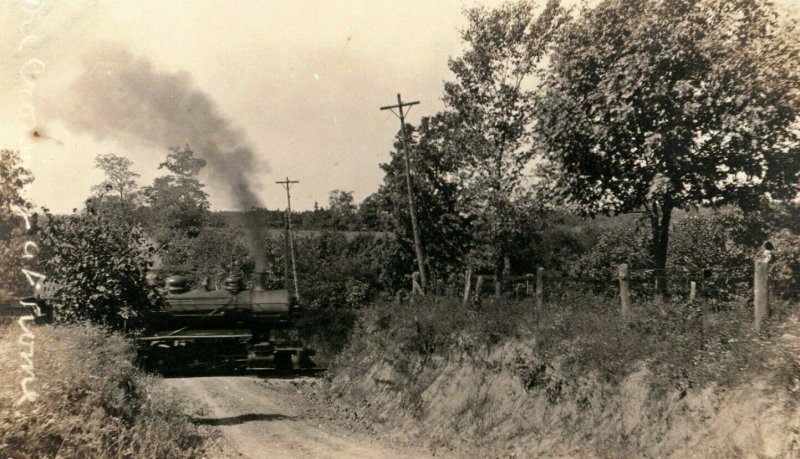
[0,321,206,458]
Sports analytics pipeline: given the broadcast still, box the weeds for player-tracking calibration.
[335,293,793,405]
[0,322,204,458]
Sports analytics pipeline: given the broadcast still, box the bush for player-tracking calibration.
[0,322,205,457]
[771,229,800,300]
[36,209,163,330]
[568,221,652,295]
[667,207,761,300]
[0,149,35,296]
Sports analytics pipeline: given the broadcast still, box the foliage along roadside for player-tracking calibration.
[33,208,163,331]
[316,295,800,457]
[0,322,206,458]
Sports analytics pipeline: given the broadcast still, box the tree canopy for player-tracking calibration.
[535,0,800,294]
[90,153,140,201]
[376,114,473,282]
[443,0,567,279]
[143,145,210,237]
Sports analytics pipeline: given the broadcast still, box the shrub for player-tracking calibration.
[667,207,761,300]
[771,229,800,300]
[36,208,163,330]
[0,149,35,296]
[569,222,652,295]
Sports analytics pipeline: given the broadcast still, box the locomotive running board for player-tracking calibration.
[138,333,252,340]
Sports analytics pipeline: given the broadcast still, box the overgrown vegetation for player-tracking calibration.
[0,149,35,296]
[0,322,205,458]
[319,295,800,456]
[336,295,780,397]
[34,209,163,330]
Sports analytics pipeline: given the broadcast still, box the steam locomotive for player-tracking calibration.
[137,271,316,374]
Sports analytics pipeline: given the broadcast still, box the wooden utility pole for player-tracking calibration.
[380,93,427,291]
[276,177,300,300]
[754,258,769,332]
[535,267,544,312]
[619,263,631,320]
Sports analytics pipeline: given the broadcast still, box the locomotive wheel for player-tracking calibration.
[299,349,316,369]
[274,351,293,371]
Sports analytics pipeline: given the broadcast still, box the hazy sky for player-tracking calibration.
[3,0,504,212]
[3,0,798,213]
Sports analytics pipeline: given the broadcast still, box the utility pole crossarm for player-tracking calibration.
[380,93,419,120]
[275,178,300,187]
[380,93,428,292]
[380,100,419,112]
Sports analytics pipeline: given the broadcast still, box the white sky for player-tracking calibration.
[3,0,798,213]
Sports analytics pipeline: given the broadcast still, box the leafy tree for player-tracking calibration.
[535,0,800,295]
[357,192,394,231]
[328,190,355,214]
[143,145,210,238]
[90,153,140,201]
[87,153,143,226]
[443,0,567,283]
[328,189,357,230]
[0,150,34,295]
[377,114,473,283]
[36,208,162,330]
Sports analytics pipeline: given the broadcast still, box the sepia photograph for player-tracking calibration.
[2,0,800,457]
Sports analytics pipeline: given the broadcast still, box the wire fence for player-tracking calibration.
[458,258,798,318]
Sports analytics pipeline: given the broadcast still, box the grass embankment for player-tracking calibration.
[0,321,205,458]
[317,294,800,457]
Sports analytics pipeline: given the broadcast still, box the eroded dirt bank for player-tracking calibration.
[312,305,800,458]
[164,376,433,459]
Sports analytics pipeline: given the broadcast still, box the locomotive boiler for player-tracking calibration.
[137,271,316,373]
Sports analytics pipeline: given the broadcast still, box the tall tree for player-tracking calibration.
[143,144,210,238]
[377,113,473,282]
[535,0,800,295]
[444,0,567,283]
[90,153,140,201]
[328,189,357,229]
[328,190,355,212]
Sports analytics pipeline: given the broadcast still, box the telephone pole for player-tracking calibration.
[276,177,300,300]
[380,93,427,291]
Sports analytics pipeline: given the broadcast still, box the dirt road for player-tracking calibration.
[165,376,431,459]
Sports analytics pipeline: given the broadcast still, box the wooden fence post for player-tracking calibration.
[619,263,631,320]
[411,271,424,296]
[462,268,472,305]
[475,275,484,302]
[754,258,769,332]
[535,267,544,312]
[689,281,696,303]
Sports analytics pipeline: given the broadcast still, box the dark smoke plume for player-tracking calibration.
[64,46,268,270]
